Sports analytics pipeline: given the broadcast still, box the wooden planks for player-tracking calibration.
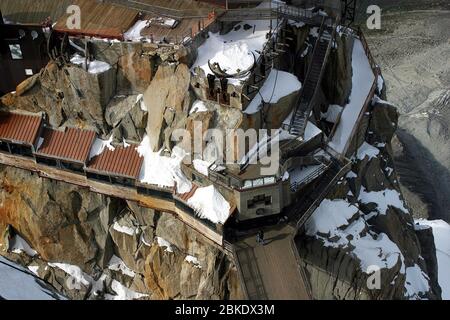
[53,0,139,39]
[0,0,72,24]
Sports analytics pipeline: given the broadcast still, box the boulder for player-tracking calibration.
[370,101,399,143]
[11,61,115,132]
[144,63,191,151]
[117,51,154,95]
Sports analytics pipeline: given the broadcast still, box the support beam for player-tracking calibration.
[341,0,357,26]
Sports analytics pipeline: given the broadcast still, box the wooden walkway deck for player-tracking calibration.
[234,224,311,300]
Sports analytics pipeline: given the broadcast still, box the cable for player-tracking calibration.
[267,68,279,104]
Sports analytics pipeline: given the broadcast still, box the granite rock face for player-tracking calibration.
[106,94,148,142]
[0,165,242,300]
[295,99,441,300]
[144,63,191,151]
[4,62,115,133]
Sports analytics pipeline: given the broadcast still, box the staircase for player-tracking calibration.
[288,20,335,137]
[288,158,351,230]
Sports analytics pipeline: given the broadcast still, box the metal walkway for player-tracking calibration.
[233,225,311,300]
[227,156,350,300]
[219,3,329,24]
[287,158,351,230]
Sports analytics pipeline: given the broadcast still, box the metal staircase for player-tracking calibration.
[288,19,335,137]
[287,158,351,231]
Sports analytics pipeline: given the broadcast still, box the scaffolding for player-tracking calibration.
[341,0,357,26]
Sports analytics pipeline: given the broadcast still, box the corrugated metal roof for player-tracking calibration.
[0,112,43,146]
[53,0,139,39]
[86,144,143,179]
[35,127,96,164]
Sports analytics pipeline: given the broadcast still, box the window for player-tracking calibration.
[18,29,26,39]
[31,30,39,40]
[247,194,272,209]
[25,69,33,76]
[253,178,265,187]
[263,176,276,185]
[9,44,23,60]
[243,176,276,189]
[36,156,57,167]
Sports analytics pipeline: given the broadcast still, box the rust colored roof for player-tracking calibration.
[0,112,43,146]
[35,127,96,164]
[53,0,139,40]
[86,144,143,179]
[176,184,198,202]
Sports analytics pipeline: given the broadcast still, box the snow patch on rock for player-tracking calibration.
[187,185,231,224]
[415,219,450,299]
[359,187,408,215]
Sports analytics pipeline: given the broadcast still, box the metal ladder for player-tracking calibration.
[288,18,335,137]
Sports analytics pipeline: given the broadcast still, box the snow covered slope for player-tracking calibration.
[415,219,450,299]
[329,39,375,154]
[0,256,65,300]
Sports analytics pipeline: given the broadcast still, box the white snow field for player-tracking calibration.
[188,185,231,224]
[244,69,302,114]
[137,135,192,194]
[358,187,408,215]
[0,256,65,300]
[306,199,405,272]
[329,39,375,154]
[70,54,111,75]
[415,219,450,299]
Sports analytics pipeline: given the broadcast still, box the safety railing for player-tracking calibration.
[357,26,381,78]
[290,163,329,192]
[293,159,352,230]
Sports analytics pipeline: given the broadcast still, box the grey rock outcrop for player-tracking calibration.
[106,95,148,142]
[295,85,441,299]
[3,61,115,133]
[143,63,191,151]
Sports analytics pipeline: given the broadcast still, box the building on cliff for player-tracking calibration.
[1,0,441,301]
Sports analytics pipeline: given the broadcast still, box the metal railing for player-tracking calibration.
[285,154,332,191]
[293,159,352,230]
[357,27,381,78]
[290,163,329,192]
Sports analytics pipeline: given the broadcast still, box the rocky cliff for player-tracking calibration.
[0,42,243,299]
[0,165,242,300]
[295,99,442,300]
[0,19,444,300]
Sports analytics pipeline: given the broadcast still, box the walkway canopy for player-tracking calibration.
[0,112,43,147]
[35,127,96,165]
[86,144,143,181]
